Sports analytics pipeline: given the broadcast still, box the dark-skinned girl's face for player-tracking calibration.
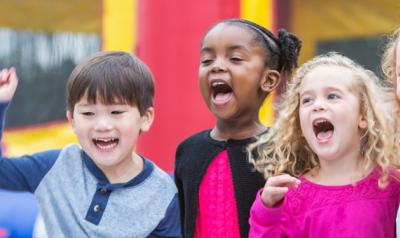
[198,23,274,122]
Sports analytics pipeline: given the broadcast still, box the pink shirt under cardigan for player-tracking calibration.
[195,150,241,238]
[249,169,400,238]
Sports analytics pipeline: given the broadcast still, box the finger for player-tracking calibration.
[7,70,19,91]
[264,186,289,195]
[7,67,18,83]
[0,69,7,82]
[266,174,301,188]
[261,186,289,207]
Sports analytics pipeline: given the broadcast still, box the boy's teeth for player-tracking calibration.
[97,142,117,150]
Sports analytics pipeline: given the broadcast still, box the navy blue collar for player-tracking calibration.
[82,151,154,190]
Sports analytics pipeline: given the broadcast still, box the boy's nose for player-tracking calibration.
[94,118,114,131]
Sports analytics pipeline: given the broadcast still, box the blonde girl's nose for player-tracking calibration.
[312,98,326,112]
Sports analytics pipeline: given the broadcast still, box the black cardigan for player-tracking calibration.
[174,130,265,238]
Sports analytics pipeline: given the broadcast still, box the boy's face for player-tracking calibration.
[299,65,366,163]
[198,23,278,122]
[66,96,154,172]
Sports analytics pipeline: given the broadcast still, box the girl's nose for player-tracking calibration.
[312,99,326,112]
[211,58,227,72]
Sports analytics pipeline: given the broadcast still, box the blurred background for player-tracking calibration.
[0,0,399,237]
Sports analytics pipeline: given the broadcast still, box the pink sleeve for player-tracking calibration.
[249,189,286,238]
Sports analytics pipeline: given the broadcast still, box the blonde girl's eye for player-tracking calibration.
[301,97,312,105]
[327,93,339,100]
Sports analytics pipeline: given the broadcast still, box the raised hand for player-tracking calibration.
[0,68,19,102]
[261,174,301,208]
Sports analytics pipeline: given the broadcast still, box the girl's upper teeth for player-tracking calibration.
[212,81,225,87]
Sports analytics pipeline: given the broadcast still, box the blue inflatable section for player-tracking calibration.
[0,190,38,238]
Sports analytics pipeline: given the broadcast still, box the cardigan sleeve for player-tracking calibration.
[249,189,289,238]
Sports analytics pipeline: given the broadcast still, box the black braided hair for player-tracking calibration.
[212,18,302,75]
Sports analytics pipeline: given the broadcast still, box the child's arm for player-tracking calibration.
[148,194,182,238]
[0,68,18,142]
[0,68,60,192]
[249,174,300,238]
[0,68,18,103]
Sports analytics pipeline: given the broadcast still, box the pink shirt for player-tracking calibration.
[195,150,241,238]
[249,169,400,238]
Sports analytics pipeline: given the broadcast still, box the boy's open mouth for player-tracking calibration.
[210,80,233,105]
[93,138,119,151]
[313,119,334,141]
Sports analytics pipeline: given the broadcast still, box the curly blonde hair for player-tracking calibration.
[249,52,398,186]
[381,27,400,88]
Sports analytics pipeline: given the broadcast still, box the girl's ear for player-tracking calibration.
[358,117,367,129]
[140,107,155,132]
[261,69,281,92]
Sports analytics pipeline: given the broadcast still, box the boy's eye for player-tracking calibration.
[327,93,339,100]
[81,112,94,116]
[111,111,124,115]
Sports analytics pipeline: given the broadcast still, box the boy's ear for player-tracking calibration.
[261,69,281,92]
[140,107,155,132]
[66,110,76,132]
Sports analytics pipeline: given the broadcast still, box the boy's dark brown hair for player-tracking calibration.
[66,51,154,115]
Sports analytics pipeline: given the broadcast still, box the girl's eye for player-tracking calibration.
[200,58,213,65]
[301,97,312,105]
[327,93,339,100]
[230,57,242,62]
[82,112,94,116]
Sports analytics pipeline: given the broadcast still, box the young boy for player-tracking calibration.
[0,51,181,237]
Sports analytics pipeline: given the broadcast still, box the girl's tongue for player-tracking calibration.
[213,92,233,105]
[317,130,333,140]
[211,80,233,105]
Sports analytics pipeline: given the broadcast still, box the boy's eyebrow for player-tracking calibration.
[75,103,93,107]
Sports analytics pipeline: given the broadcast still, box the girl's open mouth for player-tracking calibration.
[210,80,233,105]
[313,119,334,143]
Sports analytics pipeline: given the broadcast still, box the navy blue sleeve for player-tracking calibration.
[0,101,60,192]
[148,194,182,238]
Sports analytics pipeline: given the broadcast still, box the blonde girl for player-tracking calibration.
[248,52,399,238]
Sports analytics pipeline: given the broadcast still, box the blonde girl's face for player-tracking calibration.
[395,41,400,100]
[299,65,367,163]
